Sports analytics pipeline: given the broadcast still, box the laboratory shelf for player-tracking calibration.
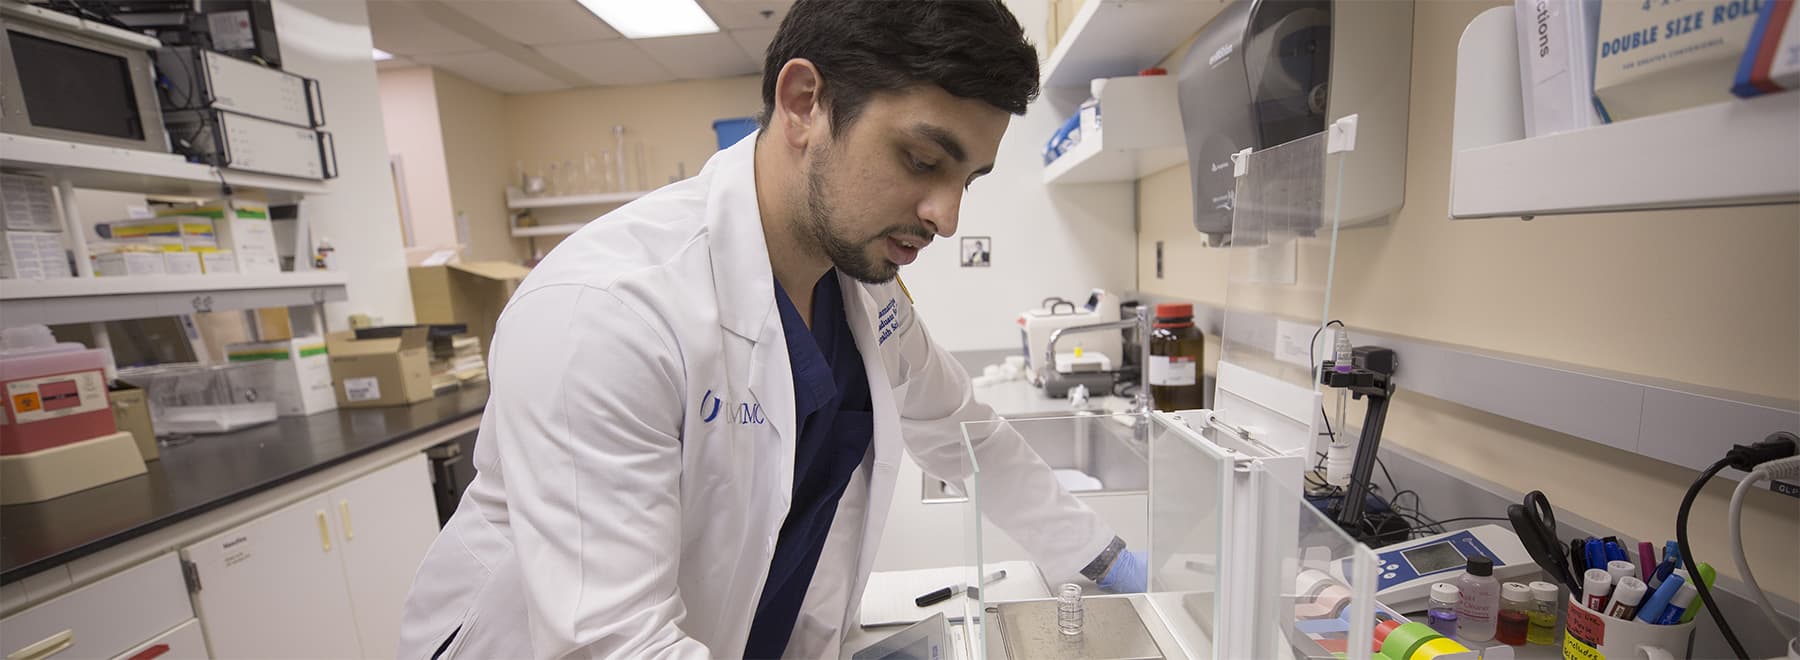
[1043,75,1187,184]
[505,190,647,210]
[1040,0,1228,89]
[0,272,349,326]
[510,223,584,237]
[0,134,328,200]
[1449,7,1800,219]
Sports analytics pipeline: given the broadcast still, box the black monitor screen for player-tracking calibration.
[1400,541,1469,575]
[10,31,145,139]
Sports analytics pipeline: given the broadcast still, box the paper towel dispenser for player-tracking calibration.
[1179,0,1414,241]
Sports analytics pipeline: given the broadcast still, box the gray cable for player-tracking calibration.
[1730,456,1800,641]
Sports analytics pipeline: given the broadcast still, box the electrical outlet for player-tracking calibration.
[1155,241,1164,279]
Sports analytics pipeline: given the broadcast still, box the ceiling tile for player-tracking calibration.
[415,51,569,94]
[442,0,620,46]
[699,0,791,30]
[366,1,486,56]
[634,33,758,80]
[728,27,776,65]
[536,40,675,87]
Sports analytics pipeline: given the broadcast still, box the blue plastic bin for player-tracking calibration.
[713,117,758,150]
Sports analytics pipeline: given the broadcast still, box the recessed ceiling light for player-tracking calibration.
[372,48,394,61]
[575,0,720,39]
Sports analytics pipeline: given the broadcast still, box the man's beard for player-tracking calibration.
[796,146,922,284]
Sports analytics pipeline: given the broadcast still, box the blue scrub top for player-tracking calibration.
[743,271,874,659]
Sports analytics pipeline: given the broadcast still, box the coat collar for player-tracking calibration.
[704,130,777,342]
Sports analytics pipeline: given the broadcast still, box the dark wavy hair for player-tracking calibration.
[757,0,1040,136]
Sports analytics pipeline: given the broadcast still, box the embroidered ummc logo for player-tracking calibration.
[699,389,765,425]
[878,299,899,345]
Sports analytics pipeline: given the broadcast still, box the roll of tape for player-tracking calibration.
[1408,636,1470,660]
[1381,622,1440,660]
[1373,618,1402,645]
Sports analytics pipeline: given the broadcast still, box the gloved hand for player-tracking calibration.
[1097,549,1147,593]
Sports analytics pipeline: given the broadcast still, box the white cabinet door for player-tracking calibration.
[110,618,209,660]
[181,493,362,659]
[331,454,438,659]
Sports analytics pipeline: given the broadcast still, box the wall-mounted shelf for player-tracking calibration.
[1041,0,1227,89]
[505,190,646,210]
[0,134,328,200]
[510,223,582,238]
[1043,75,1187,184]
[1450,7,1800,219]
[0,272,349,326]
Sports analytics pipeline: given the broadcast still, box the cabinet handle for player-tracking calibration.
[339,499,354,541]
[6,630,73,660]
[316,510,332,552]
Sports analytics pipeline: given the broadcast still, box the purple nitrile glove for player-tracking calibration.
[1098,549,1147,593]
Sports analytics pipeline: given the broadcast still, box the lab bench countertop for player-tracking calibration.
[0,385,489,584]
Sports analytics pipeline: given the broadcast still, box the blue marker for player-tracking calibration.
[1648,541,1681,588]
[1636,573,1687,623]
[1653,583,1699,625]
[1586,538,1606,571]
[1605,540,1627,563]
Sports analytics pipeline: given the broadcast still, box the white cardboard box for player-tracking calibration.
[224,336,337,416]
[199,251,238,275]
[0,229,70,279]
[163,251,203,275]
[95,251,165,277]
[158,201,279,274]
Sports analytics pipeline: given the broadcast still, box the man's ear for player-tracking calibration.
[772,58,826,152]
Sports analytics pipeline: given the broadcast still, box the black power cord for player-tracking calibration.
[1676,458,1746,659]
[1676,432,1799,660]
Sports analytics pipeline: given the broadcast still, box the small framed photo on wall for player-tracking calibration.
[961,236,991,268]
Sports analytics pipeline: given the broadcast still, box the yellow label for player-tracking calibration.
[1563,634,1604,660]
[12,391,41,414]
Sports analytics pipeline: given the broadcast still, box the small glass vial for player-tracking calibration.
[1426,582,1460,637]
[1056,583,1084,638]
[1527,581,1560,645]
[1496,582,1532,645]
[1455,556,1500,642]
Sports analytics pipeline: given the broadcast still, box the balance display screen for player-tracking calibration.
[10,31,145,139]
[1401,541,1468,575]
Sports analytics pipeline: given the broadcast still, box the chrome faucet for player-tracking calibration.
[1044,305,1152,417]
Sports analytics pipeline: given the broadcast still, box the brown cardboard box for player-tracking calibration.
[109,384,157,461]
[326,328,433,408]
[409,261,531,353]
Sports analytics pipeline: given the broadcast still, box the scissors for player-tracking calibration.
[1507,490,1580,598]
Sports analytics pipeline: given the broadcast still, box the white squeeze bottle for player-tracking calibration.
[1455,556,1500,641]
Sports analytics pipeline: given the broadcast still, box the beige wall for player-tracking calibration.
[1137,0,1800,599]
[377,67,458,253]
[502,76,764,251]
[435,70,524,264]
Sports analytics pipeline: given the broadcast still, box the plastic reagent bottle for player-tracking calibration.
[1496,582,1533,645]
[1527,581,1560,645]
[1454,556,1501,642]
[1426,582,1460,637]
[1332,327,1355,373]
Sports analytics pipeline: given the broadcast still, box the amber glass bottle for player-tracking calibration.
[1147,303,1205,411]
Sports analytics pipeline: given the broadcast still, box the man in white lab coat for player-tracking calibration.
[397,2,1145,658]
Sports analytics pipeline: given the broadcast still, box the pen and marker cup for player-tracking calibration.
[1562,596,1695,660]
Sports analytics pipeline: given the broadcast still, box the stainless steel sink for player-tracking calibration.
[921,409,1149,503]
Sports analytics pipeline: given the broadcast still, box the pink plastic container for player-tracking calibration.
[0,326,116,455]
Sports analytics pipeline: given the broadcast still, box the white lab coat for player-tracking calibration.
[395,134,1117,659]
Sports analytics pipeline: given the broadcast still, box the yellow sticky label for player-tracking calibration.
[1563,634,1604,660]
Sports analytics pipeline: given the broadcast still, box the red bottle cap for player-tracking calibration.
[1154,303,1192,318]
[1139,67,1168,76]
